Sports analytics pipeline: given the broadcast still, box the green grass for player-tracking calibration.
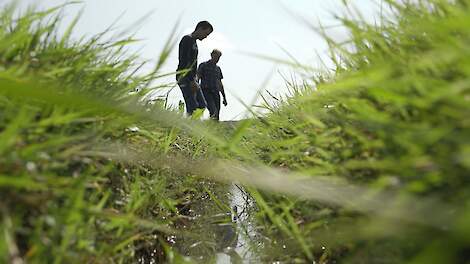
[0,3,224,263]
[237,0,470,262]
[1,0,470,263]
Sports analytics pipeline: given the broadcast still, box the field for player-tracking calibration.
[1,0,470,263]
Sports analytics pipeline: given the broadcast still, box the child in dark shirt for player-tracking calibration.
[198,49,228,120]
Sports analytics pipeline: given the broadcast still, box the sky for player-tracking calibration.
[13,0,381,120]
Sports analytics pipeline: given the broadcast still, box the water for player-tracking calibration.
[216,184,259,264]
[138,182,261,263]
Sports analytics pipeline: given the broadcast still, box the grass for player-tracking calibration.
[0,3,224,263]
[1,0,470,263]
[236,0,470,262]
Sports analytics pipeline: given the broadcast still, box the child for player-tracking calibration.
[197,49,228,120]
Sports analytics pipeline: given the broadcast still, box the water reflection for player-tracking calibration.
[215,212,238,251]
[216,185,258,264]
[168,183,259,263]
[213,205,239,263]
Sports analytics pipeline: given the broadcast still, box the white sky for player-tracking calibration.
[13,0,381,120]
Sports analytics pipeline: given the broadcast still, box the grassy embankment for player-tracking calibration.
[0,4,233,263]
[1,0,470,263]
[238,0,470,263]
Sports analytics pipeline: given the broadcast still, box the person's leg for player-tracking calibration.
[178,83,197,115]
[202,89,217,118]
[214,91,221,121]
[195,88,207,110]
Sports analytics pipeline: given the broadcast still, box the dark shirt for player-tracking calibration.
[176,35,198,84]
[198,60,223,91]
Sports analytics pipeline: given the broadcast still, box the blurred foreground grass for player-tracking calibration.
[1,0,470,263]
[0,3,226,263]
[238,0,470,262]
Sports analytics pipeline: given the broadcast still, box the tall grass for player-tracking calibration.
[0,3,225,263]
[1,0,470,263]
[238,0,470,262]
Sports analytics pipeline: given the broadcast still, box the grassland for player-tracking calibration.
[1,0,470,263]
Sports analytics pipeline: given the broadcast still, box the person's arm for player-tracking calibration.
[196,63,204,83]
[178,37,190,66]
[218,67,227,106]
[218,80,227,106]
[178,37,196,85]
[188,63,204,94]
[189,62,198,85]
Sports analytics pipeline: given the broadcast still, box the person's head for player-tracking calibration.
[210,49,222,64]
[193,21,213,40]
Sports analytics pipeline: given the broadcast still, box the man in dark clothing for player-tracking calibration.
[197,49,227,120]
[176,21,213,115]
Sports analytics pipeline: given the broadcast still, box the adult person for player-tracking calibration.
[197,49,228,120]
[176,21,213,115]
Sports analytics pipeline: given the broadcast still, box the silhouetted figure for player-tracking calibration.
[197,49,227,121]
[176,21,213,115]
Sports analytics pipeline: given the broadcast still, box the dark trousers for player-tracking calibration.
[178,82,206,115]
[202,88,220,120]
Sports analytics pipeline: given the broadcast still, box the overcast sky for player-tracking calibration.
[13,0,381,120]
